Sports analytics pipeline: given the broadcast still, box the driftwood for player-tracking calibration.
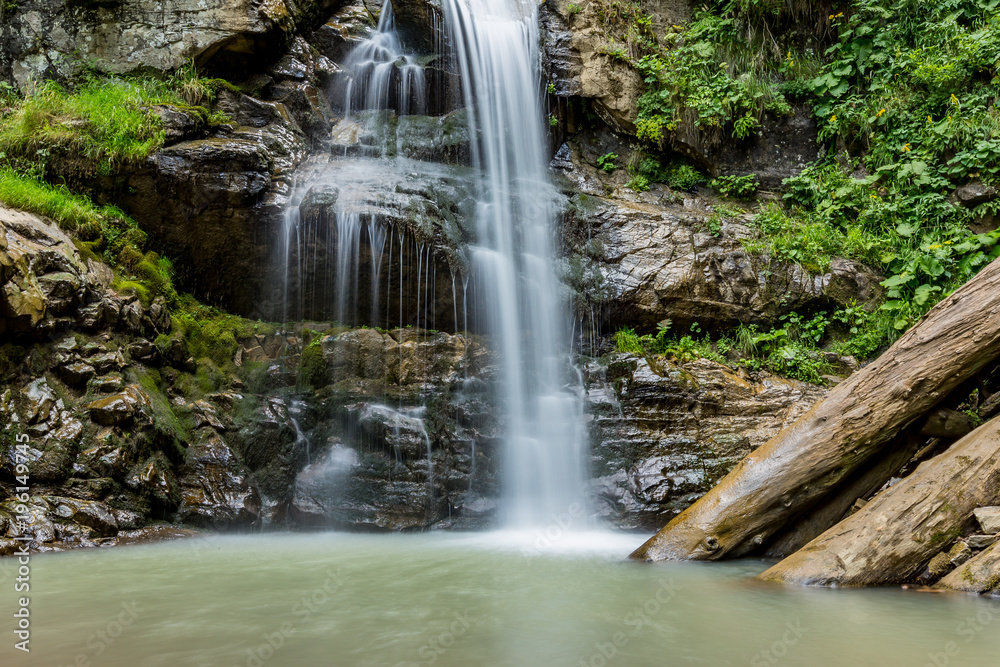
[937,541,1000,593]
[762,432,922,559]
[758,416,1000,586]
[630,257,1000,562]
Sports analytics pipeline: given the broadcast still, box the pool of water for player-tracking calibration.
[3,530,999,666]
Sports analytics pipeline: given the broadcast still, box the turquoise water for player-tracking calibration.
[3,531,999,666]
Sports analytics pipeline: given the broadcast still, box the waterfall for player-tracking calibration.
[280,0,590,529]
[442,0,589,527]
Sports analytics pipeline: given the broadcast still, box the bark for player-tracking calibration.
[758,416,1000,586]
[937,541,1000,594]
[630,257,1000,562]
[762,432,922,559]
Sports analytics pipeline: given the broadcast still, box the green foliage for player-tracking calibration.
[172,297,278,369]
[742,202,876,273]
[786,1,1000,334]
[0,68,227,178]
[710,174,759,199]
[597,152,619,172]
[0,168,178,302]
[614,327,644,354]
[630,3,808,146]
[566,3,582,15]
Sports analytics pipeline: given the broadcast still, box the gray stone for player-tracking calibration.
[966,534,999,550]
[974,507,1000,534]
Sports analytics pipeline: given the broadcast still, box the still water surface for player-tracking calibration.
[4,531,999,666]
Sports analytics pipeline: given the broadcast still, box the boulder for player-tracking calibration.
[975,507,1000,534]
[85,385,152,426]
[176,431,261,528]
[557,153,884,331]
[0,205,91,334]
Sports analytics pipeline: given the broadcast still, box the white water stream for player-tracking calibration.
[442,0,589,527]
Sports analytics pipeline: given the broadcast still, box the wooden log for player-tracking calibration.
[630,257,1000,562]
[936,541,1000,594]
[761,431,922,559]
[758,416,1000,586]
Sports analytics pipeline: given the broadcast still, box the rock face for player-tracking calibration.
[540,0,652,131]
[586,354,825,529]
[0,205,98,334]
[0,0,338,87]
[554,138,884,332]
[281,328,503,530]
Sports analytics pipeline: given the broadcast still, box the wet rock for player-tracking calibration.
[120,124,307,314]
[176,431,260,528]
[270,81,335,146]
[146,105,206,145]
[558,169,884,331]
[22,378,57,424]
[396,109,473,165]
[1,205,92,334]
[59,362,96,386]
[128,339,160,364]
[975,507,1000,534]
[966,535,1000,550]
[927,551,956,579]
[586,354,825,529]
[953,181,998,208]
[309,2,377,63]
[90,374,125,394]
[85,385,152,426]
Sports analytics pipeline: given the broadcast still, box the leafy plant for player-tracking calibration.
[710,174,759,199]
[597,152,619,172]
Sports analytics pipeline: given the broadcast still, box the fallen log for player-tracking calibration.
[936,542,1000,594]
[630,257,1000,562]
[758,416,1000,586]
[762,431,922,559]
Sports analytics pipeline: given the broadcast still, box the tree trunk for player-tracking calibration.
[758,416,1000,586]
[936,541,1000,594]
[761,431,923,559]
[630,257,1000,562]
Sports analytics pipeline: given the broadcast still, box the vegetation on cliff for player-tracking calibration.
[607,0,1000,362]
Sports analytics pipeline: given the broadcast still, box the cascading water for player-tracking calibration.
[341,0,426,120]
[442,0,589,527]
[280,0,590,529]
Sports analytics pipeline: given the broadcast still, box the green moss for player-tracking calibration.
[298,339,329,390]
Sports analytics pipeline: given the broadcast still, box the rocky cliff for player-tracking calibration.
[0,0,879,550]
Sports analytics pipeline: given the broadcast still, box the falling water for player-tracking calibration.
[442,0,589,527]
[341,0,426,118]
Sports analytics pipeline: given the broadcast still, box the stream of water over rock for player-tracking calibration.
[279,0,588,528]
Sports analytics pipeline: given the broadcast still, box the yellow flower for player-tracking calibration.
[929,244,943,250]
[928,115,933,123]
[876,108,886,118]
[830,114,838,122]
[829,12,844,19]
[951,94,959,105]
[945,240,953,245]
[902,143,911,152]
